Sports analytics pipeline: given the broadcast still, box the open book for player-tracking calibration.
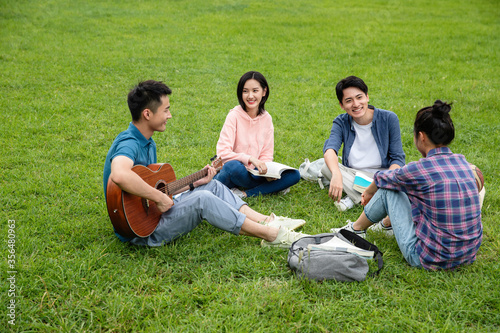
[307,236,374,259]
[353,173,373,193]
[247,162,297,179]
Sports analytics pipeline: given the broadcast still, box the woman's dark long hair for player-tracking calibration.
[237,71,269,116]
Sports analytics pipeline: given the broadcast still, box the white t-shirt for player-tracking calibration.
[349,121,383,174]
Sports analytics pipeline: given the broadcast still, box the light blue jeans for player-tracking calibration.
[364,189,422,267]
[130,180,247,247]
[214,160,301,197]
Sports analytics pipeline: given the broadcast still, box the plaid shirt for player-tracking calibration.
[375,147,482,270]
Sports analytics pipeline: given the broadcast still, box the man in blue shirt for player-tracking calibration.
[103,80,307,247]
[322,76,405,214]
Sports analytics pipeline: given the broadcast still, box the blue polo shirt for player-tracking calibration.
[103,122,157,241]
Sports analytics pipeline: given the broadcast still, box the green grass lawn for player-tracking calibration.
[1,0,499,331]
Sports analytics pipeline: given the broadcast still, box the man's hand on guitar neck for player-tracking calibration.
[193,165,217,188]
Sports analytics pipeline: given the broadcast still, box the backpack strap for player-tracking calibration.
[339,229,384,277]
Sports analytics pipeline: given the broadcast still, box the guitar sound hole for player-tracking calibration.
[156,182,166,194]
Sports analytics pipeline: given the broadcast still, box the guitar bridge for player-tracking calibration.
[142,198,150,214]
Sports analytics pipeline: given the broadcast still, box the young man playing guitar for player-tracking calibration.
[103,80,307,248]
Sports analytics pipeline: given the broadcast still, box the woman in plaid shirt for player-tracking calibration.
[332,100,482,270]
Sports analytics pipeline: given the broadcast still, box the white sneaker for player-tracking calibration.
[369,220,394,237]
[261,227,309,249]
[279,187,291,195]
[330,220,366,239]
[231,188,246,199]
[334,196,354,212]
[265,213,306,230]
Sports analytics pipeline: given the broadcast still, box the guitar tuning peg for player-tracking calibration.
[210,155,217,162]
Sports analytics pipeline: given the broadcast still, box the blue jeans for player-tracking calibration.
[364,189,422,267]
[130,180,247,247]
[214,160,301,197]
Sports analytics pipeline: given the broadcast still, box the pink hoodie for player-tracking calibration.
[216,105,274,167]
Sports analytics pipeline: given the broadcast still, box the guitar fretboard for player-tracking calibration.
[165,169,209,195]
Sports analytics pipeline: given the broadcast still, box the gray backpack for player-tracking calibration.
[288,230,384,282]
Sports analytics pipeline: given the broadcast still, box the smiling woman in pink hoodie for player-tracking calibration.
[214,71,301,198]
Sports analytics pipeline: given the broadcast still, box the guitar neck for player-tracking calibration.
[166,168,208,195]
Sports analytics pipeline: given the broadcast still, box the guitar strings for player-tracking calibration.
[164,169,209,194]
[157,159,222,194]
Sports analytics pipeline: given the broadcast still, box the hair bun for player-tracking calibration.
[432,100,452,118]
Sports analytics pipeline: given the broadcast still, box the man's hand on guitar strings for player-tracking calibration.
[156,193,174,213]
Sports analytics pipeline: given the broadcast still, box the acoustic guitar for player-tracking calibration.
[106,158,223,238]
